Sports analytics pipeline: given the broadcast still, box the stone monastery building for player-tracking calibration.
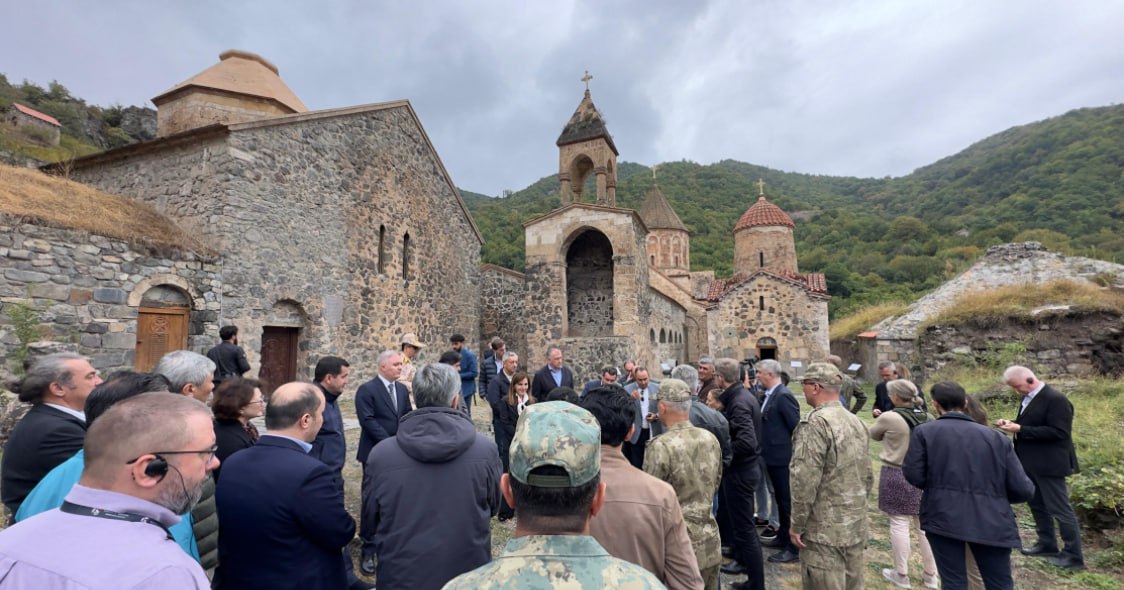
[1,51,828,387]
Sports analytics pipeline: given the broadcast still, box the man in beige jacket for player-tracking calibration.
[581,384,704,590]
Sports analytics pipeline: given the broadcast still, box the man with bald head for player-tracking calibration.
[996,365,1084,570]
[216,382,357,590]
[0,392,214,588]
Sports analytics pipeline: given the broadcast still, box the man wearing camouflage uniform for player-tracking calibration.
[789,363,873,590]
[442,401,663,590]
[644,379,724,590]
[827,355,866,414]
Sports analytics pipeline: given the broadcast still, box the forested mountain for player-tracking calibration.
[463,104,1124,316]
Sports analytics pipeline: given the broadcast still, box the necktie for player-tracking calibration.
[388,381,398,412]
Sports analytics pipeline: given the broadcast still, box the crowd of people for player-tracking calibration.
[0,329,1087,590]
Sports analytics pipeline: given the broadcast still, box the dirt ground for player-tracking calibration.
[339,394,1122,590]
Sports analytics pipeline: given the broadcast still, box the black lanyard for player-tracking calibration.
[60,501,174,541]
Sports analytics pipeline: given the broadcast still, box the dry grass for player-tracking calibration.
[0,163,213,254]
[921,280,1124,330]
[830,302,909,341]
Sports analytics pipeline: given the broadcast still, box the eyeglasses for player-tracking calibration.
[127,444,220,465]
[246,399,266,406]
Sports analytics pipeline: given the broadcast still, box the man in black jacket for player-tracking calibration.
[997,365,1084,570]
[2,352,101,517]
[755,359,801,564]
[714,358,764,590]
[206,326,250,386]
[479,337,505,396]
[530,346,573,399]
[905,381,1035,588]
[363,363,501,590]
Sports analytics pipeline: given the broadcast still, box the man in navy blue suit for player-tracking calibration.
[354,349,412,574]
[450,334,479,416]
[215,381,356,590]
[754,359,801,564]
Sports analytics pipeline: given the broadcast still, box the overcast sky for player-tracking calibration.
[3,1,1122,196]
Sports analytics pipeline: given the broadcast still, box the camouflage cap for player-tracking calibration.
[659,378,692,402]
[510,401,601,488]
[803,362,843,383]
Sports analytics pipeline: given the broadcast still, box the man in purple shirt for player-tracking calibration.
[0,392,216,589]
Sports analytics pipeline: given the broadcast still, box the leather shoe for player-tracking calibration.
[720,561,747,575]
[767,549,800,564]
[1047,555,1086,570]
[1020,543,1059,557]
[360,553,377,576]
[349,580,376,590]
[721,545,734,558]
[761,535,786,548]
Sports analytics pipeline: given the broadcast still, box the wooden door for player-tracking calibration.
[135,307,189,372]
[259,326,299,396]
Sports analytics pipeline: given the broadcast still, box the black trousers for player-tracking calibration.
[927,531,1013,590]
[720,461,765,590]
[625,427,651,469]
[766,462,798,553]
[1026,472,1084,561]
[359,460,376,555]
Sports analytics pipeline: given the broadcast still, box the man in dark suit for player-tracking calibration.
[530,345,573,399]
[479,337,505,397]
[581,366,618,400]
[205,325,250,386]
[354,349,411,574]
[216,382,357,590]
[754,359,801,564]
[871,361,897,416]
[486,352,518,418]
[2,352,101,517]
[997,366,1084,570]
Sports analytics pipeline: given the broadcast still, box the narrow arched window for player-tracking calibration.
[759,295,765,311]
[660,328,666,343]
[378,225,386,274]
[402,232,411,280]
[759,251,765,268]
[651,255,655,265]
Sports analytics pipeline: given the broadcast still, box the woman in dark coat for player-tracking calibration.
[211,378,264,481]
[495,372,534,520]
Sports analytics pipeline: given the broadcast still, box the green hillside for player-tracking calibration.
[463,104,1124,316]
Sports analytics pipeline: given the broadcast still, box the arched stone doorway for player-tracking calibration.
[757,336,778,361]
[565,229,614,337]
[134,285,191,371]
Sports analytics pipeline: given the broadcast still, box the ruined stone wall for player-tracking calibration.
[734,225,797,275]
[555,336,634,384]
[708,275,828,371]
[566,231,614,337]
[157,91,291,137]
[919,311,1124,380]
[479,265,527,358]
[0,215,220,375]
[68,105,481,383]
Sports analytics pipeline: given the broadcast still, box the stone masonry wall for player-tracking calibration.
[647,288,687,368]
[709,274,829,372]
[479,265,527,359]
[734,225,798,275]
[0,215,220,375]
[68,104,481,384]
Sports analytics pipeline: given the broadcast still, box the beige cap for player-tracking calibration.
[400,333,425,349]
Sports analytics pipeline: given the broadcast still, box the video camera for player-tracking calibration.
[740,356,758,383]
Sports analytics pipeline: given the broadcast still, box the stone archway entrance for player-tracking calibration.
[565,229,614,337]
[135,285,191,371]
[757,337,778,361]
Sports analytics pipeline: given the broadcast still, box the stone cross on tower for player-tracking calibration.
[582,70,593,91]
[756,178,766,196]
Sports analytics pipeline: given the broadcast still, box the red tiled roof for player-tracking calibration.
[858,331,880,338]
[734,195,795,231]
[703,270,829,301]
[12,103,61,127]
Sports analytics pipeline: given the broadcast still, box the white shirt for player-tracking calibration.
[638,388,650,429]
[760,383,779,413]
[1020,382,1046,413]
[43,403,85,422]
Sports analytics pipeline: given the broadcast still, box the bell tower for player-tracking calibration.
[556,71,618,206]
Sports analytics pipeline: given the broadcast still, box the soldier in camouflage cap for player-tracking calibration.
[789,363,873,590]
[644,379,723,589]
[442,401,664,590]
[827,355,867,414]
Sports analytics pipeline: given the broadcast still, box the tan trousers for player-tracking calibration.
[801,540,864,590]
[702,564,720,590]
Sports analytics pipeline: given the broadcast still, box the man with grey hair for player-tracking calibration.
[354,348,412,573]
[754,359,801,564]
[0,393,215,588]
[531,346,573,399]
[671,364,732,468]
[2,352,102,517]
[697,356,720,399]
[363,363,501,589]
[153,348,220,571]
[996,365,1084,569]
[153,350,216,403]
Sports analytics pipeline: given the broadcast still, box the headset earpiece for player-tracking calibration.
[145,455,169,478]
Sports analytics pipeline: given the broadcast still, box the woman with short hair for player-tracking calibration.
[211,378,264,481]
[495,372,534,521]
